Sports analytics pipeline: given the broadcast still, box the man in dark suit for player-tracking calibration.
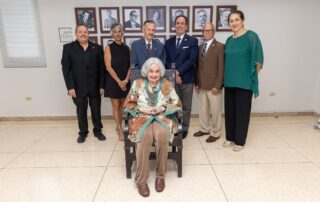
[124,10,141,29]
[131,20,166,69]
[61,24,106,143]
[165,15,198,139]
[193,23,224,143]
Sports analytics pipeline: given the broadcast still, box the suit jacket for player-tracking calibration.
[61,40,105,97]
[165,34,198,84]
[196,39,224,90]
[104,17,117,28]
[124,20,141,28]
[130,38,166,69]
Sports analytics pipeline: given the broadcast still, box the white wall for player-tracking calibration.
[0,0,320,117]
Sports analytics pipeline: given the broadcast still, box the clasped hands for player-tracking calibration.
[118,80,128,91]
[140,106,166,115]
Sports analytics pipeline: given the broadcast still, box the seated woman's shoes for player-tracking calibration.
[137,184,150,197]
[155,178,165,192]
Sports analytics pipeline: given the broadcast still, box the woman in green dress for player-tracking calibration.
[223,10,264,151]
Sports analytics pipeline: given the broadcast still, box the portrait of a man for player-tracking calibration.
[192,6,212,32]
[99,7,119,33]
[75,8,97,33]
[123,7,143,32]
[146,6,166,32]
[216,5,237,31]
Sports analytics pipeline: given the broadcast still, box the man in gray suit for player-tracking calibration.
[130,20,165,69]
[194,23,224,143]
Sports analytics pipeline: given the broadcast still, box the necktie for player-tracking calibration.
[147,43,151,56]
[176,38,181,49]
[202,42,207,58]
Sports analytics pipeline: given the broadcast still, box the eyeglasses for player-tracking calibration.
[202,29,213,33]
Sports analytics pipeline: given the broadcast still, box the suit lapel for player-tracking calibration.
[175,35,188,57]
[203,39,216,62]
[139,39,148,58]
[151,39,157,56]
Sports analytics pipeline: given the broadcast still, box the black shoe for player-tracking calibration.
[94,132,106,141]
[77,136,86,143]
[182,131,188,139]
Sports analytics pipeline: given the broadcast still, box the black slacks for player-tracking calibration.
[224,87,253,146]
[72,96,103,137]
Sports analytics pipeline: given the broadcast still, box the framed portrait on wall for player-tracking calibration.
[58,27,73,43]
[88,36,98,44]
[124,36,142,49]
[192,6,213,32]
[122,7,143,33]
[99,7,120,33]
[216,5,237,32]
[192,35,204,46]
[154,35,167,44]
[146,6,166,32]
[74,7,97,33]
[100,36,114,50]
[169,6,190,33]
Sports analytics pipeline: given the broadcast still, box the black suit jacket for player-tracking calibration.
[61,40,105,97]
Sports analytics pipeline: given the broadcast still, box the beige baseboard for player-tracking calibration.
[0,112,318,121]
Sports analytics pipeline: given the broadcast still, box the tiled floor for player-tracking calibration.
[1,116,320,201]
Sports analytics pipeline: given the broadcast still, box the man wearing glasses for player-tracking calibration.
[193,23,224,143]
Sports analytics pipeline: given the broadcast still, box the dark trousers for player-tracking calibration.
[224,87,253,146]
[72,96,103,137]
[175,83,194,132]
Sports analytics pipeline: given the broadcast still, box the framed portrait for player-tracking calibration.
[58,27,73,43]
[146,6,166,32]
[124,36,142,49]
[100,36,114,50]
[192,6,213,32]
[99,7,120,33]
[216,5,237,32]
[192,35,204,46]
[122,7,143,33]
[154,35,167,44]
[88,36,98,44]
[75,7,97,33]
[169,6,190,33]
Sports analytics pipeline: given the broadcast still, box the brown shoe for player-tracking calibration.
[155,178,165,192]
[205,135,220,143]
[137,184,150,197]
[193,131,210,137]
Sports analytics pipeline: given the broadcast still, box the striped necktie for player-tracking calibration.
[202,42,207,58]
[176,38,181,48]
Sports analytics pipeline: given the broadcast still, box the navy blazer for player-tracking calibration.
[130,38,166,69]
[165,34,198,84]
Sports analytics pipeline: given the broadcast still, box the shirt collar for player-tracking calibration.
[176,33,185,41]
[145,38,152,47]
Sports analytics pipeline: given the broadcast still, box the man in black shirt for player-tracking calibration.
[61,24,106,143]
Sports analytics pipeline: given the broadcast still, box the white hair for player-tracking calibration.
[141,57,165,77]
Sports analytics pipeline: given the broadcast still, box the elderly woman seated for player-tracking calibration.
[124,57,181,197]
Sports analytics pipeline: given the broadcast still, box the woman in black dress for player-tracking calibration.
[104,23,131,141]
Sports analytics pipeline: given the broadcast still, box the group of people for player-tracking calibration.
[61,10,263,197]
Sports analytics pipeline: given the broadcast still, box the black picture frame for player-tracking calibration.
[192,6,213,32]
[99,7,120,33]
[122,7,143,33]
[216,5,237,32]
[146,6,166,32]
[75,7,97,33]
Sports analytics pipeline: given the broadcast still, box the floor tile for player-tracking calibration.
[27,127,117,152]
[0,153,20,168]
[206,148,308,164]
[94,165,226,202]
[8,151,112,168]
[0,167,105,201]
[213,163,320,202]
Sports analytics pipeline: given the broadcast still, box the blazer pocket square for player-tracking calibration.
[182,46,189,49]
